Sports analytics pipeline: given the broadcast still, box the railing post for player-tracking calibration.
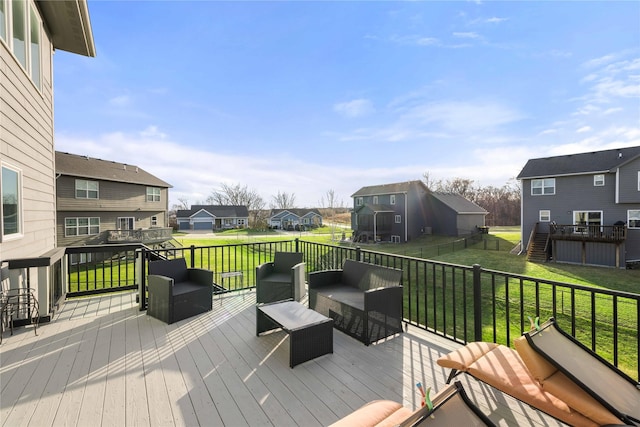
[295,238,299,252]
[190,245,195,268]
[137,248,146,311]
[355,246,362,261]
[473,263,483,342]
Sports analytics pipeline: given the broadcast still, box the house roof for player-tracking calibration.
[55,152,171,188]
[269,208,321,218]
[37,0,96,57]
[351,180,427,197]
[177,205,249,218]
[517,146,640,179]
[430,192,487,214]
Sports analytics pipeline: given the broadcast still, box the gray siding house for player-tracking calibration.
[517,146,640,268]
[269,208,323,230]
[176,205,249,231]
[351,180,487,243]
[1,0,95,319]
[55,152,172,247]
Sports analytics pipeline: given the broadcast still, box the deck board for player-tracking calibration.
[0,290,566,427]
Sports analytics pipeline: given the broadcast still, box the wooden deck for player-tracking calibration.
[1,291,564,426]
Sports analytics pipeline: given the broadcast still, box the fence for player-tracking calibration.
[64,239,640,380]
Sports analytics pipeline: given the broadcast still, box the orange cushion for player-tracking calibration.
[439,344,598,427]
[329,400,405,427]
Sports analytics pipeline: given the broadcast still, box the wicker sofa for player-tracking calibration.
[308,259,403,345]
[147,258,213,324]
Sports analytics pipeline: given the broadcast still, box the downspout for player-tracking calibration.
[404,191,408,242]
[373,211,377,242]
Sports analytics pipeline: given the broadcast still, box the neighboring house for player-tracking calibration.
[516,146,640,268]
[1,0,95,319]
[55,152,172,247]
[269,208,323,230]
[176,205,249,231]
[351,180,487,243]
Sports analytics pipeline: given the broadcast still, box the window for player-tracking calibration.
[1,164,22,238]
[151,216,158,227]
[29,4,40,88]
[117,217,134,230]
[75,179,99,199]
[373,196,378,204]
[395,215,401,224]
[12,0,26,68]
[573,211,602,233]
[2,0,41,88]
[65,217,100,236]
[391,235,400,243]
[70,253,92,265]
[594,174,605,186]
[237,218,246,226]
[390,195,396,205]
[539,210,551,222]
[356,197,363,207]
[1,0,6,41]
[628,210,640,229]
[531,178,555,195]
[146,187,161,202]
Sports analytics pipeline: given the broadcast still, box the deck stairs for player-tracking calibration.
[527,232,549,263]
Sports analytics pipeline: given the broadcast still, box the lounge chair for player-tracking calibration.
[256,252,305,303]
[329,381,495,427]
[522,318,640,426]
[437,318,638,426]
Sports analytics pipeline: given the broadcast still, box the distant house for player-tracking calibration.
[269,209,323,230]
[176,205,249,231]
[55,152,172,247]
[517,146,640,268]
[1,0,95,320]
[351,180,487,243]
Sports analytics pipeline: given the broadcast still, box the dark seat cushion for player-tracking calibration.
[260,273,291,284]
[172,281,208,296]
[315,284,365,311]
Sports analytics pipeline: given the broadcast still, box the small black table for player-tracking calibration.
[256,301,333,368]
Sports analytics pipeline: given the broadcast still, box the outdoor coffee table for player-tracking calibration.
[256,300,333,368]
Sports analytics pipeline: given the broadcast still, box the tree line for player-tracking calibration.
[423,173,520,226]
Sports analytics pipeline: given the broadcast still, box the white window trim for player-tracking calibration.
[539,210,551,222]
[628,210,640,229]
[151,216,158,227]
[1,0,42,91]
[356,197,363,207]
[594,174,605,186]
[390,194,396,205]
[395,215,401,224]
[573,210,603,233]
[531,178,555,196]
[372,196,378,204]
[1,162,23,241]
[65,217,100,237]
[146,187,161,202]
[75,179,99,199]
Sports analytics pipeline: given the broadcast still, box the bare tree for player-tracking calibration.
[207,183,266,228]
[271,191,296,209]
[172,197,190,211]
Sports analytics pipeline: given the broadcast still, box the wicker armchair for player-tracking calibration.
[147,258,213,324]
[256,252,305,304]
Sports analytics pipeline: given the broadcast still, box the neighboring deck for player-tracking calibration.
[1,291,563,427]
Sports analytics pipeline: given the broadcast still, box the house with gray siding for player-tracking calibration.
[269,208,322,230]
[517,146,640,268]
[1,0,95,320]
[55,152,172,248]
[351,180,487,243]
[176,205,249,231]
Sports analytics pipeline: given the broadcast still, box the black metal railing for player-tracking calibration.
[63,239,640,380]
[106,227,173,244]
[549,223,627,242]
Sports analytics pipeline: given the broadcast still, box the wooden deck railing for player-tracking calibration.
[549,223,627,242]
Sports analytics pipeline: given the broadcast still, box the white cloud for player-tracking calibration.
[333,99,375,118]
[453,32,480,39]
[108,95,131,107]
[485,17,508,24]
[576,126,592,133]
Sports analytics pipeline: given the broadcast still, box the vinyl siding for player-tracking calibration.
[1,22,56,260]
[55,176,168,246]
[618,157,640,204]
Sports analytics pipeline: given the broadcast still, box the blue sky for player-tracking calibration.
[54,1,640,208]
